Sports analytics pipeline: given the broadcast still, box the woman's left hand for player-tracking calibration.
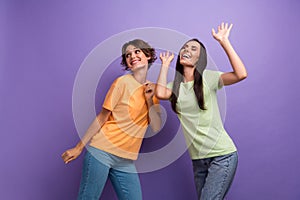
[212,22,233,43]
[144,82,155,101]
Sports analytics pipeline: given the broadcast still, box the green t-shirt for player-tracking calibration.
[168,70,236,159]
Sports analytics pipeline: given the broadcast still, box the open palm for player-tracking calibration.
[160,51,174,66]
[212,22,233,42]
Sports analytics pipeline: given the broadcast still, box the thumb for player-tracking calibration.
[212,28,216,36]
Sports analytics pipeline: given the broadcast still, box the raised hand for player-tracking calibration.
[212,22,233,43]
[159,51,174,67]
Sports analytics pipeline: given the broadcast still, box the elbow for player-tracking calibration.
[238,74,247,81]
[155,90,165,100]
[238,70,248,81]
[155,89,171,100]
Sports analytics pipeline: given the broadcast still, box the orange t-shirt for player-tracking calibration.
[89,74,159,160]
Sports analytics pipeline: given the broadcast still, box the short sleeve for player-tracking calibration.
[102,78,124,111]
[167,82,173,90]
[203,70,224,90]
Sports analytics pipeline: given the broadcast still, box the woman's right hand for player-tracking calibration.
[159,51,174,67]
[156,51,174,100]
[61,146,83,164]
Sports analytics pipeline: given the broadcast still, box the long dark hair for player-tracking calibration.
[170,39,207,113]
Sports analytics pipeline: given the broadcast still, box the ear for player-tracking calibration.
[146,56,151,61]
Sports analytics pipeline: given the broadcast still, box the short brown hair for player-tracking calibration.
[121,39,157,70]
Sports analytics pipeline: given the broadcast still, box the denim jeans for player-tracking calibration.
[192,151,238,200]
[77,146,142,200]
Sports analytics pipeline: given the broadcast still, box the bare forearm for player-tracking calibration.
[62,109,111,164]
[147,100,161,133]
[157,65,169,87]
[156,66,171,99]
[75,118,101,150]
[75,108,111,150]
[220,39,247,79]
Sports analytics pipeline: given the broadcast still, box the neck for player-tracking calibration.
[132,66,148,84]
[183,66,195,82]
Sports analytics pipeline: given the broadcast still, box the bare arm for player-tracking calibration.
[144,83,161,132]
[61,108,111,164]
[212,22,247,86]
[155,51,174,100]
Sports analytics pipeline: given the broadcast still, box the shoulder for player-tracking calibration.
[113,74,131,86]
[204,70,223,77]
[203,70,223,81]
[203,70,223,89]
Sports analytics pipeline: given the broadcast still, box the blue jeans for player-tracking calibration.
[77,146,142,200]
[192,151,238,200]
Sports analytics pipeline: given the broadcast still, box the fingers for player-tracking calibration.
[159,52,163,59]
[217,22,233,31]
[144,83,153,91]
[228,23,233,31]
[61,150,76,164]
[170,52,174,60]
[160,51,167,58]
[144,82,155,94]
[65,157,75,164]
[159,51,174,59]
[61,151,70,164]
[212,28,216,36]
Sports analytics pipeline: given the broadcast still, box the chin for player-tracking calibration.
[131,64,147,71]
[180,60,193,67]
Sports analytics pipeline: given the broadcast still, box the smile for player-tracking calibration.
[182,53,191,59]
[130,59,140,65]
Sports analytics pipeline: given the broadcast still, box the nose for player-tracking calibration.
[130,52,136,59]
[184,48,190,53]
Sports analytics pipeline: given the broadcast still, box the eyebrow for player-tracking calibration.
[183,44,199,49]
[125,47,140,54]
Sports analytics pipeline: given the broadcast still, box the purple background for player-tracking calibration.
[1,0,300,199]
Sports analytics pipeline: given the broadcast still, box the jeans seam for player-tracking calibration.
[114,170,130,200]
[216,154,231,199]
[80,153,92,197]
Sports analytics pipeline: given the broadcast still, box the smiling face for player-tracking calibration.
[124,45,150,71]
[179,40,201,67]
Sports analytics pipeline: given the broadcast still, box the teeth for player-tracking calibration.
[182,54,190,59]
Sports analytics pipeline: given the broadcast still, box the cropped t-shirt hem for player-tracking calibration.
[89,144,138,161]
[190,148,237,160]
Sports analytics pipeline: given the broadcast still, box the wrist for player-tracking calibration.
[76,141,85,151]
[146,99,154,107]
[162,63,171,68]
[219,38,230,46]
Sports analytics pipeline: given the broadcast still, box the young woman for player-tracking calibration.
[156,23,247,199]
[62,39,161,200]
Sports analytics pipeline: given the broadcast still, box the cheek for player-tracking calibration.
[141,56,149,63]
[192,55,200,65]
[192,58,198,65]
[125,57,131,65]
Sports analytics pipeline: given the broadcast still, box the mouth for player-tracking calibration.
[130,59,140,65]
[181,53,191,60]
